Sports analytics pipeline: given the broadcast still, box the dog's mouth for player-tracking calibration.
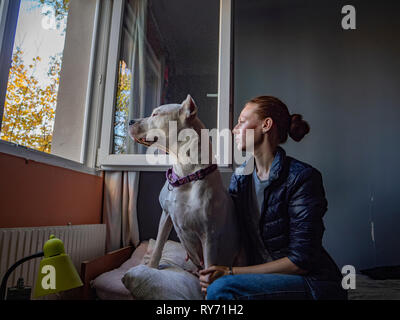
[133,135,158,147]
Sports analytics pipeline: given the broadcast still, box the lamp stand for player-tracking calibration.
[0,252,44,300]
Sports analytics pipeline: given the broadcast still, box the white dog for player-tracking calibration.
[128,95,245,270]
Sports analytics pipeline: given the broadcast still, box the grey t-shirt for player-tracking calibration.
[247,150,281,263]
[250,168,273,262]
[252,168,272,216]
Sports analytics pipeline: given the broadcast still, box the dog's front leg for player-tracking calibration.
[148,210,173,268]
[202,234,219,269]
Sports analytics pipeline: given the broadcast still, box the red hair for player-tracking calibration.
[249,96,310,143]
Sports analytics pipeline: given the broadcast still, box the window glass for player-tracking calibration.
[113,0,220,155]
[0,0,69,153]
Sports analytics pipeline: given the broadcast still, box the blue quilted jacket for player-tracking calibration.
[229,146,347,300]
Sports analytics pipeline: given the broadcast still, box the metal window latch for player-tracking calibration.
[206,94,218,98]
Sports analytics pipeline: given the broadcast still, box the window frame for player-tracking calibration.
[0,0,21,130]
[97,0,233,172]
[0,0,103,175]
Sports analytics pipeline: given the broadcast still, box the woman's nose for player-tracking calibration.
[232,124,239,134]
[129,119,136,126]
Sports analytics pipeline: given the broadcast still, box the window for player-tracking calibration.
[0,0,100,170]
[0,0,69,153]
[98,0,232,170]
[0,0,233,172]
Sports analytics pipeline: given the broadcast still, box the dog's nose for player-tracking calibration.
[129,119,136,126]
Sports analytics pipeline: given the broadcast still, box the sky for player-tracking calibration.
[12,0,68,86]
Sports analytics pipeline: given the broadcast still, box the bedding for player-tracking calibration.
[122,264,203,300]
[91,239,201,300]
[90,241,149,300]
[142,239,198,273]
[122,239,202,300]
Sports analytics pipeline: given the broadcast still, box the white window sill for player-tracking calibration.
[0,140,100,176]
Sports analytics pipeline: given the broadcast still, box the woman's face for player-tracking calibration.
[233,102,266,151]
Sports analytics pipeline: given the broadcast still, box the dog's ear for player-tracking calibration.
[180,94,198,121]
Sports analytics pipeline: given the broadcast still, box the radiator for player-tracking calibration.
[0,224,106,299]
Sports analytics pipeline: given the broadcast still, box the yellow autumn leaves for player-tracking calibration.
[114,60,132,154]
[0,48,60,153]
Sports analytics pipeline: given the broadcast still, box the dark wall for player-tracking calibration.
[137,171,179,242]
[167,74,218,130]
[234,0,400,270]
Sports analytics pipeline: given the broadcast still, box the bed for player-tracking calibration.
[80,241,400,300]
[81,239,203,300]
[80,244,137,300]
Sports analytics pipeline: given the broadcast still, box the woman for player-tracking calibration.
[199,96,347,300]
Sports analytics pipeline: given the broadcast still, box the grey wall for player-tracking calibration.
[234,0,400,270]
[137,0,400,271]
[137,171,179,242]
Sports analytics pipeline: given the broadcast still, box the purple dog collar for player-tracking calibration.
[166,164,218,188]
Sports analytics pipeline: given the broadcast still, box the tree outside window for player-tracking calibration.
[0,0,69,153]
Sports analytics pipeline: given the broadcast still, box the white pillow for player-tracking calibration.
[91,241,150,300]
[141,239,198,273]
[122,264,203,300]
[122,239,203,300]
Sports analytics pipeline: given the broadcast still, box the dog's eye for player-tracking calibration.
[152,113,158,117]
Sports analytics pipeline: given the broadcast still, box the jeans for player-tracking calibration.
[206,274,313,300]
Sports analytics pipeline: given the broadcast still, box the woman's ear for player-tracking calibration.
[262,117,273,133]
[180,94,198,121]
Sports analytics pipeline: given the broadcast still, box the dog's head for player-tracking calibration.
[128,94,200,154]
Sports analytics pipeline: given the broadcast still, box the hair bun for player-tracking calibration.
[289,114,310,142]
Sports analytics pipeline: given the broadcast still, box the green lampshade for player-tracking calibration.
[33,235,83,298]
